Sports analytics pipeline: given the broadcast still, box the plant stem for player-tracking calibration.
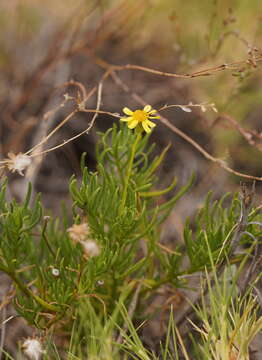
[0,264,59,312]
[119,131,141,214]
[41,217,56,259]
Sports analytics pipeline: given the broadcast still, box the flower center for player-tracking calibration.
[133,110,148,123]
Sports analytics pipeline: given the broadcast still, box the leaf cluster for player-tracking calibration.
[0,123,260,338]
[0,124,191,329]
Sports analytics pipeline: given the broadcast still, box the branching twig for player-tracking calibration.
[32,82,104,157]
[86,48,262,79]
[219,113,262,151]
[110,71,262,182]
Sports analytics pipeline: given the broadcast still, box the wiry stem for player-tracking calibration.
[119,131,141,215]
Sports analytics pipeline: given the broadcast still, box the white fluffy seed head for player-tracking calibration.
[81,240,100,258]
[67,223,90,243]
[7,152,31,176]
[22,338,44,360]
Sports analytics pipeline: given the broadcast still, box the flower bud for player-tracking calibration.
[51,267,60,277]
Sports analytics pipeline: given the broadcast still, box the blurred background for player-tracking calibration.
[0,0,262,209]
[0,0,262,356]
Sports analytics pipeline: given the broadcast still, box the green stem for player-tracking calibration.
[119,131,141,214]
[0,264,59,312]
[13,272,59,312]
[41,217,56,259]
[140,276,171,296]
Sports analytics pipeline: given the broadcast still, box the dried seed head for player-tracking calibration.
[67,223,90,243]
[22,338,44,360]
[6,152,31,176]
[81,240,100,258]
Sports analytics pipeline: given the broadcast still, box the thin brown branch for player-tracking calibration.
[219,113,262,151]
[33,82,104,157]
[84,46,262,79]
[110,71,262,182]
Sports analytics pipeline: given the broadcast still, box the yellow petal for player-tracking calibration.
[128,119,138,129]
[149,115,160,119]
[142,121,151,133]
[123,107,133,115]
[143,105,152,112]
[146,120,156,128]
[149,109,157,114]
[120,116,133,122]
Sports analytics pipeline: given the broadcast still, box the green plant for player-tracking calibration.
[188,266,262,360]
[0,123,192,330]
[0,121,261,358]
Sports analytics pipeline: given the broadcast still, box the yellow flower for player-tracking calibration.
[120,105,159,133]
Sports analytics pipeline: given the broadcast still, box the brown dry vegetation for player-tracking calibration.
[0,0,262,358]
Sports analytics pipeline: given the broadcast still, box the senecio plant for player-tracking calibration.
[0,105,261,359]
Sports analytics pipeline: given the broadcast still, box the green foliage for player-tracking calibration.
[189,266,262,360]
[0,124,191,331]
[184,193,239,271]
[184,192,261,272]
[0,123,261,358]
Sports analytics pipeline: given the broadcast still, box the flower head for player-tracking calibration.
[22,338,44,360]
[67,223,100,258]
[81,240,100,258]
[6,152,31,176]
[120,105,159,133]
[67,223,90,243]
